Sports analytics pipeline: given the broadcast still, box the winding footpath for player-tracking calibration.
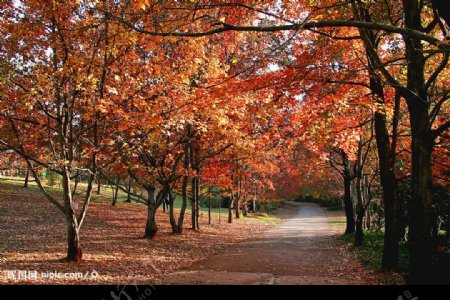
[162,202,363,285]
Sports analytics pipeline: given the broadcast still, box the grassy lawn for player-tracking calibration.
[339,230,409,284]
[340,231,410,272]
[0,175,280,225]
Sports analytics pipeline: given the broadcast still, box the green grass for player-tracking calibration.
[1,175,280,224]
[340,230,410,272]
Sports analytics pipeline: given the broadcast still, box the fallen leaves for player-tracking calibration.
[0,182,272,284]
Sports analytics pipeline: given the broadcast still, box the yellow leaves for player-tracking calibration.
[181,74,190,85]
[218,116,228,126]
[230,58,239,64]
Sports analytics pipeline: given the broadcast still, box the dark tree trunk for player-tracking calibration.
[407,107,434,283]
[191,177,198,230]
[24,168,29,188]
[169,191,181,234]
[404,0,434,284]
[144,188,159,239]
[228,195,233,224]
[370,65,401,270]
[72,175,79,197]
[144,203,158,239]
[354,0,402,270]
[67,214,82,262]
[195,177,200,229]
[343,176,355,234]
[208,186,212,225]
[96,179,101,195]
[62,171,82,262]
[125,179,131,203]
[111,178,119,206]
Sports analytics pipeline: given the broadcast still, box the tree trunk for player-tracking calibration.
[96,179,101,195]
[169,191,180,234]
[353,0,402,270]
[72,175,79,197]
[364,177,371,230]
[406,104,434,283]
[177,142,190,234]
[191,177,198,230]
[235,175,242,219]
[144,203,158,239]
[228,195,233,224]
[235,194,240,219]
[62,170,82,262]
[195,177,200,229]
[242,194,248,217]
[111,179,119,206]
[208,186,212,225]
[66,213,82,262]
[354,174,365,246]
[125,179,131,203]
[404,0,434,283]
[144,188,158,239]
[343,176,355,234]
[24,168,29,188]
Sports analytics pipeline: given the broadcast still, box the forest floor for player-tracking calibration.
[0,181,279,284]
[162,201,401,285]
[0,180,404,285]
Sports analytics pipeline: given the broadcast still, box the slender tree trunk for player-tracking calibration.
[208,186,212,225]
[354,174,365,246]
[169,191,180,234]
[364,177,371,230]
[111,178,119,206]
[242,194,248,217]
[96,179,101,195]
[353,0,401,270]
[371,69,401,271]
[343,176,355,234]
[178,141,190,234]
[191,177,198,230]
[195,177,200,229]
[23,168,29,188]
[235,175,241,219]
[228,195,233,224]
[125,179,131,203]
[72,175,79,197]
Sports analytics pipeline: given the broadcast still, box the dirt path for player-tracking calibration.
[162,202,364,285]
